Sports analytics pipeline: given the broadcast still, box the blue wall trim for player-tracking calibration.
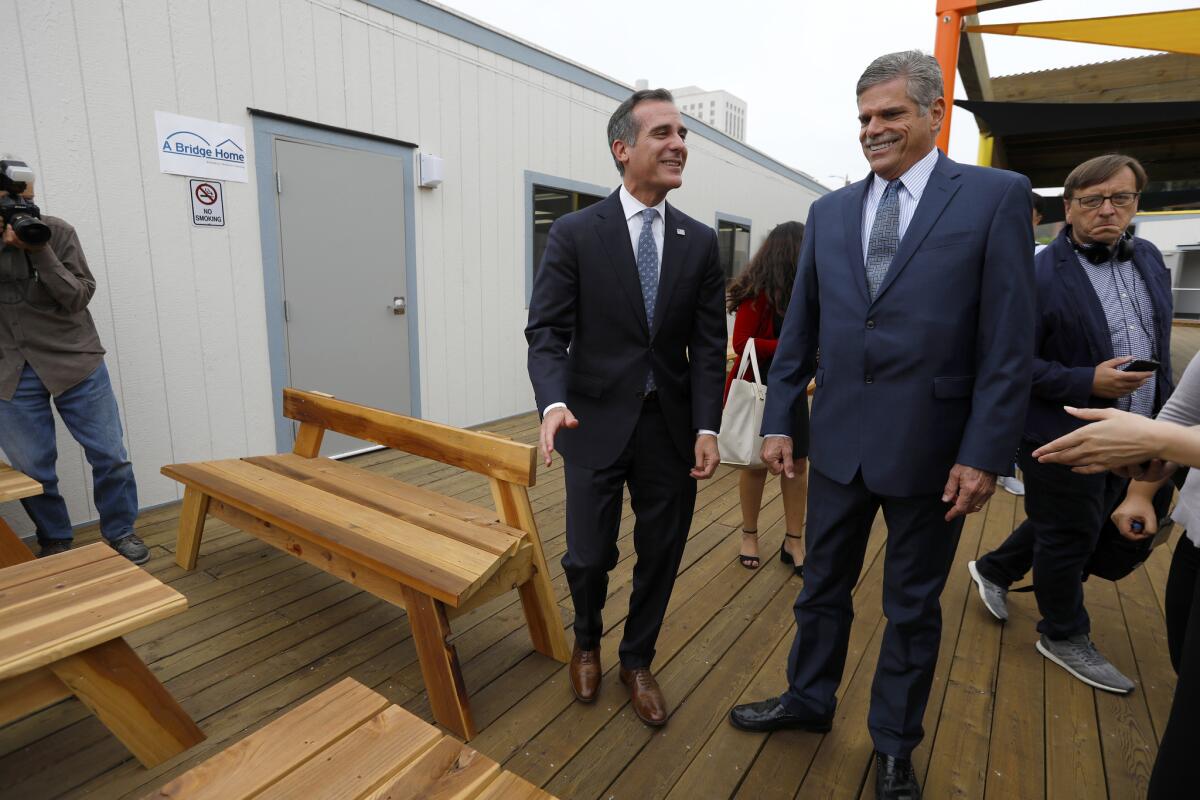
[249,111,422,452]
[524,170,612,308]
[362,0,828,196]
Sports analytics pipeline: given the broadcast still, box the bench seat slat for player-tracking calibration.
[0,461,43,503]
[146,677,392,800]
[363,735,500,800]
[245,454,523,558]
[254,704,441,800]
[0,543,114,592]
[0,546,185,680]
[162,459,504,605]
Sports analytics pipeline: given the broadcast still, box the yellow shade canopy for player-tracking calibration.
[967,9,1200,57]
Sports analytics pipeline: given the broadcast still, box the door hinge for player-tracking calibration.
[283,300,290,322]
[276,172,282,194]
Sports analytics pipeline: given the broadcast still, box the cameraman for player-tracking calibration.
[0,159,147,564]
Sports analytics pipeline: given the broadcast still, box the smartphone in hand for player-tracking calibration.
[1122,359,1160,373]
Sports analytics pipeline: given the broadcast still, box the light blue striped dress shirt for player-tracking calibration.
[861,147,940,260]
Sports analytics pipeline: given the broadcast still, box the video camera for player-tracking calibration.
[0,160,51,246]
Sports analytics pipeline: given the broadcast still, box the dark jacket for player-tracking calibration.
[525,190,727,470]
[762,153,1036,495]
[1023,228,1174,445]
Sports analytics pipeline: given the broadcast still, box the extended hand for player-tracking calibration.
[691,434,719,480]
[539,406,579,467]
[1092,356,1151,400]
[942,464,996,522]
[1032,406,1164,473]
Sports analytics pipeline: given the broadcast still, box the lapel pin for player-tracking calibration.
[676,228,686,236]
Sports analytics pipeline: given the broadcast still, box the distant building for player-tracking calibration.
[672,86,747,142]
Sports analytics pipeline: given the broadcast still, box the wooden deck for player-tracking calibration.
[5,331,1199,799]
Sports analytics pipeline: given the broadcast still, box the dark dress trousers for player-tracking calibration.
[763,152,1036,757]
[525,190,726,669]
[976,230,1174,639]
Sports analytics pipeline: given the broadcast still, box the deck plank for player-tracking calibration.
[0,402,1183,799]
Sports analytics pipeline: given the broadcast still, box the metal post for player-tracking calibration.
[934,1,976,153]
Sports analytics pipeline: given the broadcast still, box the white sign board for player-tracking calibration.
[189,179,225,227]
[156,111,248,183]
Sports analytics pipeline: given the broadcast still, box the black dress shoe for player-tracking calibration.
[875,752,921,800]
[728,697,833,733]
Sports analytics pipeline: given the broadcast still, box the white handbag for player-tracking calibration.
[718,338,767,468]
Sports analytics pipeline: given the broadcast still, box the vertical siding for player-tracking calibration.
[0,0,821,534]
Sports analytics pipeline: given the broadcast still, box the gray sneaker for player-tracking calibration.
[110,533,150,565]
[1036,634,1135,694]
[968,560,1008,622]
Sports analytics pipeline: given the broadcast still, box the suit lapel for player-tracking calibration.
[593,191,649,335]
[843,177,871,305]
[654,204,690,339]
[1054,240,1112,362]
[872,153,960,304]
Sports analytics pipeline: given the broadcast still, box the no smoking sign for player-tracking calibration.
[189,178,225,227]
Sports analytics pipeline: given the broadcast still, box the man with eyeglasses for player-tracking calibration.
[969,154,1173,693]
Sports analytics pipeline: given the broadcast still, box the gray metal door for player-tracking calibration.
[274,138,412,456]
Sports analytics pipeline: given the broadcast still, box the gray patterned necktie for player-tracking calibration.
[636,208,659,391]
[865,179,901,301]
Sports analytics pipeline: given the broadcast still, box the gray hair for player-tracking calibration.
[856,51,944,115]
[607,88,674,175]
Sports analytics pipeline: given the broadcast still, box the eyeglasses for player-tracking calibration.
[1072,192,1140,209]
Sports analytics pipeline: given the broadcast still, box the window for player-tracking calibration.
[717,218,752,281]
[531,182,604,285]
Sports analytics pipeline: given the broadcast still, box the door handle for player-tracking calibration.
[391,296,406,315]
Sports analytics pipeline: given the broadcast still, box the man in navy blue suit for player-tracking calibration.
[526,89,726,727]
[969,154,1173,695]
[729,51,1035,799]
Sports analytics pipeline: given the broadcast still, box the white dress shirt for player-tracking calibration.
[543,186,715,438]
[860,145,939,260]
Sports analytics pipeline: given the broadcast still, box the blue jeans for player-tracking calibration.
[0,362,137,543]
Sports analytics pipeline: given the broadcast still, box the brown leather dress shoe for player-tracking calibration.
[570,644,601,703]
[620,666,668,727]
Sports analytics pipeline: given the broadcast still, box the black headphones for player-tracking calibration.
[1067,226,1135,264]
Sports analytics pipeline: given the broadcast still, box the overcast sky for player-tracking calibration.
[435,0,1194,190]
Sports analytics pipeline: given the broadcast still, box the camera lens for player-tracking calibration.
[11,216,51,246]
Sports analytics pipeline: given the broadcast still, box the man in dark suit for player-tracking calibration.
[969,154,1173,695]
[525,89,726,727]
[729,51,1035,799]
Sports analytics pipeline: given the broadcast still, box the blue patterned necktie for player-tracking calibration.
[865,179,901,301]
[636,207,659,391]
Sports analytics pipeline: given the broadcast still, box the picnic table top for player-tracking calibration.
[0,543,186,681]
[161,454,529,607]
[0,461,41,504]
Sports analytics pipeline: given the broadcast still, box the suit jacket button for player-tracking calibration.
[865,375,874,384]
[866,319,876,329]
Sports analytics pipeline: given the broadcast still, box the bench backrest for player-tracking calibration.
[283,389,537,487]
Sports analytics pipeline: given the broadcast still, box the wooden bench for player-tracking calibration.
[161,388,569,740]
[0,543,205,768]
[147,677,556,799]
[0,460,46,567]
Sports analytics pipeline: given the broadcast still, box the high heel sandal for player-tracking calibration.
[738,529,760,570]
[780,532,805,577]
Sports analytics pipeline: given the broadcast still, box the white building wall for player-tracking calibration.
[0,0,822,534]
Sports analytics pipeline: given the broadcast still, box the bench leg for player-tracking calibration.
[0,518,34,567]
[50,637,205,768]
[175,487,210,570]
[400,586,476,740]
[490,480,571,664]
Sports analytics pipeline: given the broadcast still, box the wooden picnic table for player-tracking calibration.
[162,389,570,740]
[147,677,557,799]
[0,460,45,567]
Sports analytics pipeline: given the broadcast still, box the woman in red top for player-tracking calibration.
[725,221,807,572]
